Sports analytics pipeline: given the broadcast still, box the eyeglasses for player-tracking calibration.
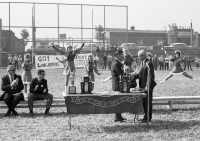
[41,73,46,76]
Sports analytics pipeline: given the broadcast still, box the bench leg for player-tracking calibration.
[167,101,173,110]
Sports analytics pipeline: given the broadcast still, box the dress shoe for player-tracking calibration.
[12,110,19,116]
[45,111,52,116]
[4,110,11,117]
[29,111,34,117]
[140,118,151,123]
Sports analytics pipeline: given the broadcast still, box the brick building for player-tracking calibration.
[1,30,25,53]
[106,27,200,47]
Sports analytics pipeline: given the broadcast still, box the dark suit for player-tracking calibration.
[28,78,53,110]
[131,58,156,121]
[0,74,24,110]
[111,59,124,120]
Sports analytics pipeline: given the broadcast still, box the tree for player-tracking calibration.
[20,29,29,46]
[168,23,178,44]
[95,25,106,44]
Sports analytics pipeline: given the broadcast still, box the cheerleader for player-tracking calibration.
[50,42,85,92]
[160,50,194,84]
[22,53,33,94]
[85,54,101,92]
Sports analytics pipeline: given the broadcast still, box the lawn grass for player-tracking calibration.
[0,68,200,141]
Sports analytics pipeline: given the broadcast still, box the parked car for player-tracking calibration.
[164,43,192,50]
[119,43,139,51]
[138,46,153,50]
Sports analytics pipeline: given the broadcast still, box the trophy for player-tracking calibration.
[119,65,131,93]
[81,76,92,94]
[68,71,76,94]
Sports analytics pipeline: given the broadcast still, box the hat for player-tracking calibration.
[7,65,15,71]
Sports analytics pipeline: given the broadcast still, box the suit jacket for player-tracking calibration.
[29,78,49,94]
[0,74,24,99]
[111,59,123,91]
[131,58,156,89]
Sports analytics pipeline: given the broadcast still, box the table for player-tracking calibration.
[63,92,146,130]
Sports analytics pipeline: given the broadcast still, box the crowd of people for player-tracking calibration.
[150,54,199,71]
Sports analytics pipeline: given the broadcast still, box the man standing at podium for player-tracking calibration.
[111,50,126,122]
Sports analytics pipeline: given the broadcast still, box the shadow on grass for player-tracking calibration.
[103,119,200,133]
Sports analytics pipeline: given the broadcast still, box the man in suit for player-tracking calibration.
[111,50,126,122]
[0,65,24,117]
[28,69,53,116]
[131,50,156,123]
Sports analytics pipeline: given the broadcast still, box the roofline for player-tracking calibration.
[109,30,167,34]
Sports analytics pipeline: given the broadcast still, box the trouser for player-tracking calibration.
[143,89,153,120]
[183,62,186,70]
[28,93,53,110]
[102,61,107,70]
[154,63,157,70]
[4,93,24,111]
[108,61,112,70]
[165,63,169,70]
[187,62,193,70]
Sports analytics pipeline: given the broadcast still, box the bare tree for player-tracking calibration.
[95,25,106,44]
[168,23,178,44]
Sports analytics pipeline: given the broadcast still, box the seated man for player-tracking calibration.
[0,65,24,117]
[28,69,53,116]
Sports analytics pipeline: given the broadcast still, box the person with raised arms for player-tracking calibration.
[50,42,85,92]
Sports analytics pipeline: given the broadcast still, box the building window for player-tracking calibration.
[137,39,143,46]
[1,38,5,48]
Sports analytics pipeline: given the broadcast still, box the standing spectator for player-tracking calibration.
[153,54,158,70]
[13,54,19,70]
[0,65,24,117]
[107,54,113,71]
[28,69,53,116]
[195,57,200,70]
[18,55,23,70]
[22,53,33,95]
[102,54,107,70]
[169,55,173,70]
[8,54,13,65]
[84,54,101,92]
[123,48,134,72]
[159,55,164,70]
[164,55,170,70]
[187,56,193,71]
[94,54,100,70]
[182,56,187,70]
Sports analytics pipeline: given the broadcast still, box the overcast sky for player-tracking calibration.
[0,0,200,49]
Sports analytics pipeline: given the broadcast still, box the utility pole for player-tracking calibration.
[191,20,193,47]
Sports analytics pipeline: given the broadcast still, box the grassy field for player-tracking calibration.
[0,68,200,141]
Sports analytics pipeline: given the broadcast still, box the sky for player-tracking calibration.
[0,0,200,50]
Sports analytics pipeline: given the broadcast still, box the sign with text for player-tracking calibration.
[35,53,91,70]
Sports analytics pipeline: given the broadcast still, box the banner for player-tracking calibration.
[35,53,91,70]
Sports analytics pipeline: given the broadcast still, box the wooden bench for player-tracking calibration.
[1,95,200,111]
[0,99,66,109]
[153,96,200,110]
